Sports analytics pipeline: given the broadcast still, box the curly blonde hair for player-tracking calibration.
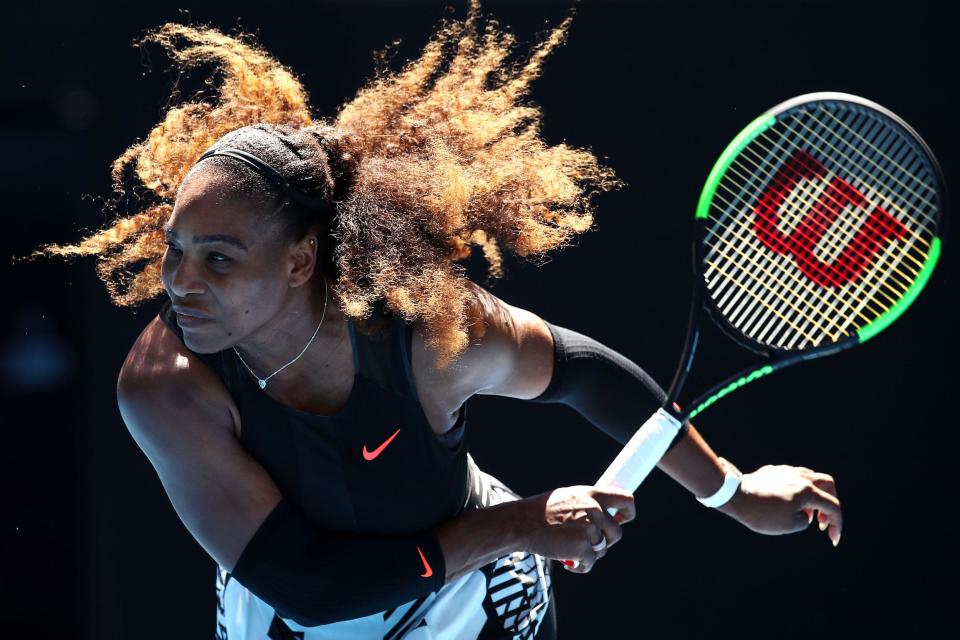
[19,0,624,367]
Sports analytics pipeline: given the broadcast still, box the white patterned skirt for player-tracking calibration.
[214,453,558,640]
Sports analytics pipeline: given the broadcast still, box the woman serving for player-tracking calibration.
[24,2,842,637]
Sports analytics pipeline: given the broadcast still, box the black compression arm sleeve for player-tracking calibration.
[230,499,446,627]
[530,321,689,452]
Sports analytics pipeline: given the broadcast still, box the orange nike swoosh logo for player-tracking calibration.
[362,428,401,461]
[417,545,433,578]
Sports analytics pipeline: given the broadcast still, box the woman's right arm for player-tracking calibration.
[116,321,281,572]
[116,320,454,624]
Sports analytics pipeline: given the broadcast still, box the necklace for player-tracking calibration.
[233,278,328,390]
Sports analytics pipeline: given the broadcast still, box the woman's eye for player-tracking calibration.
[164,243,229,263]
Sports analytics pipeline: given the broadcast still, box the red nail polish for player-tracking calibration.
[563,560,575,567]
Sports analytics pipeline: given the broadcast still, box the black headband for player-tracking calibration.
[195,147,334,214]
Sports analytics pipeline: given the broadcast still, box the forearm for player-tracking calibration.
[435,499,529,582]
[231,499,449,626]
[656,424,745,518]
[231,498,532,626]
[530,321,743,515]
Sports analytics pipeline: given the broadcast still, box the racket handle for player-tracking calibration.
[596,408,682,517]
[565,409,681,570]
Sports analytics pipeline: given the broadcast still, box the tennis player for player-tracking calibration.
[28,3,842,638]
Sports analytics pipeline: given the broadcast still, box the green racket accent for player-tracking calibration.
[857,237,941,343]
[687,365,775,420]
[699,97,940,352]
[695,114,777,220]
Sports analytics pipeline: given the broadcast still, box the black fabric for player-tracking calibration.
[159,298,468,531]
[157,299,471,622]
[530,321,689,452]
[230,498,446,627]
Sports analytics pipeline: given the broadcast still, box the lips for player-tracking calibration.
[172,304,213,329]
[172,305,212,319]
[176,313,212,328]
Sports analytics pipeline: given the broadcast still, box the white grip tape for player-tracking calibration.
[566,409,681,569]
[596,408,681,517]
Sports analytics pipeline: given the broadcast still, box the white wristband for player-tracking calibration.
[696,466,742,508]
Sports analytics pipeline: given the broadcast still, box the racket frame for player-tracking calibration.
[664,92,946,424]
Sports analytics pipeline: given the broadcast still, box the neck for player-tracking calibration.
[234,278,343,382]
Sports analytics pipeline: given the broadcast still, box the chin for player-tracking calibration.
[181,331,230,355]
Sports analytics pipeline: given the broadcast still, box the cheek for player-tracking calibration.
[160,254,288,337]
[159,254,173,287]
[220,274,287,332]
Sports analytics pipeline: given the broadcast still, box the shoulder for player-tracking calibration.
[116,314,240,445]
[409,281,555,405]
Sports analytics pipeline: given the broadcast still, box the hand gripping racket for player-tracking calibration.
[579,93,945,564]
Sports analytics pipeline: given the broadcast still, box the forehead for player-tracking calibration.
[167,168,273,241]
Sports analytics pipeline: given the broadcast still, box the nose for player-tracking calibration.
[165,254,207,298]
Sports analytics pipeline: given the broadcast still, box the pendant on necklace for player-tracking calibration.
[258,379,267,389]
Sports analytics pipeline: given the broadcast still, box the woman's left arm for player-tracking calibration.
[656,423,843,546]
[435,284,842,546]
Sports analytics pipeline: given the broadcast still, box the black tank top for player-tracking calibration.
[158,299,471,534]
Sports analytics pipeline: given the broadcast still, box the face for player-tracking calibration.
[160,168,316,353]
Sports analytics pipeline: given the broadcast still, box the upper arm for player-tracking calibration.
[116,318,282,572]
[413,282,556,403]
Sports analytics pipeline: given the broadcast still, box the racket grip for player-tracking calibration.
[573,409,680,569]
[595,408,682,517]
[565,409,681,569]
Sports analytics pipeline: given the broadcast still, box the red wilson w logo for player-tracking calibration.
[753,149,907,288]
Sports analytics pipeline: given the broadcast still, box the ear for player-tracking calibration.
[287,234,319,288]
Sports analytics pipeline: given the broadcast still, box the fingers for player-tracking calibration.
[562,558,591,573]
[561,487,637,574]
[591,488,636,524]
[817,511,830,531]
[796,468,841,545]
[561,543,599,574]
[587,508,623,553]
[800,484,843,546]
[562,519,612,574]
[811,474,838,501]
[586,493,629,552]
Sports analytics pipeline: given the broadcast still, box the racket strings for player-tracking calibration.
[704,253,824,344]
[719,152,913,296]
[753,120,931,291]
[706,189,872,338]
[773,114,934,268]
[706,196,857,318]
[776,109,935,282]
[798,110,938,216]
[710,155,906,335]
[780,107,936,240]
[738,109,934,273]
[702,105,937,350]
[750,127,929,276]
[704,213,864,346]
[727,146,918,296]
[709,154,921,346]
[704,233,841,342]
[705,168,867,332]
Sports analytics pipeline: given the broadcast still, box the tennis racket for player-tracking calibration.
[586,92,945,554]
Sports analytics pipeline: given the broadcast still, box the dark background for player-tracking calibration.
[3,1,957,637]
